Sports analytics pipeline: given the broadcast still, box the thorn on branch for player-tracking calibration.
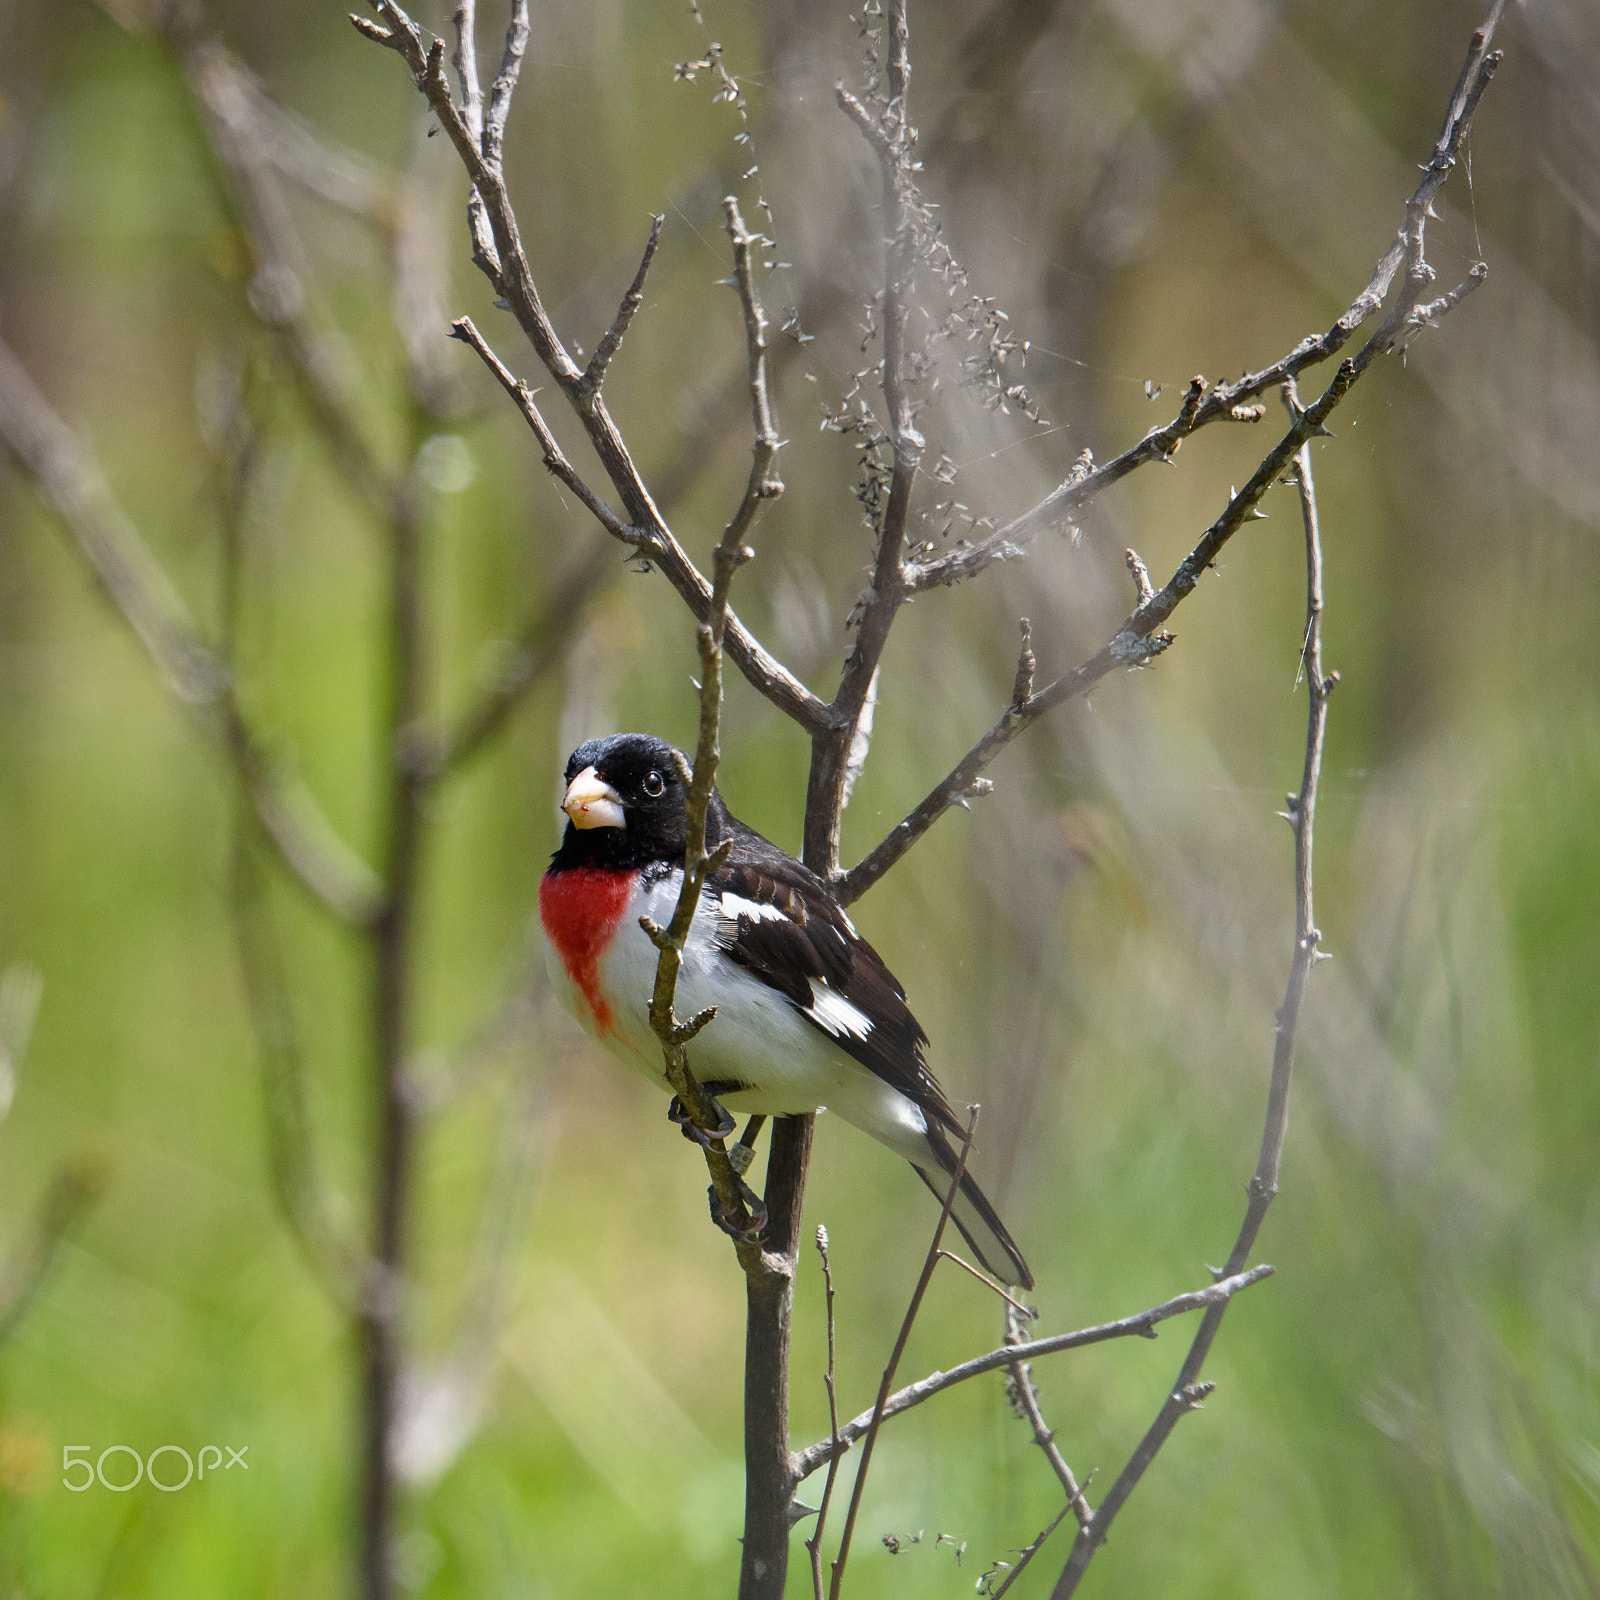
[639,914,670,950]
[953,777,994,811]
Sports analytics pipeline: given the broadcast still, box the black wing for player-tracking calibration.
[704,798,963,1137]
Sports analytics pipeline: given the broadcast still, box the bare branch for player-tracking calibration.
[0,336,384,927]
[982,1504,1075,1599]
[836,0,1500,902]
[579,214,664,405]
[449,316,633,541]
[806,0,921,877]
[637,180,792,1264]
[1046,368,1342,1600]
[836,359,1353,904]
[643,440,764,1247]
[354,3,832,735]
[827,1107,978,1599]
[483,0,529,169]
[922,22,1503,585]
[791,1264,1274,1483]
[182,38,406,513]
[232,830,366,1307]
[805,1225,845,1600]
[721,196,786,541]
[448,1,498,270]
[1005,1302,1092,1529]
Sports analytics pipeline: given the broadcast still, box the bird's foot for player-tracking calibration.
[667,1097,767,1239]
[708,1178,769,1243]
[668,1093,736,1150]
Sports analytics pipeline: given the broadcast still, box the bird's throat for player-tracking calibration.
[538,866,639,1037]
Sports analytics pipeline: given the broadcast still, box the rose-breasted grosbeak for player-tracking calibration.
[538,732,1034,1289]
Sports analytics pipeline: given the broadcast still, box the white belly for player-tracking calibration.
[544,870,929,1152]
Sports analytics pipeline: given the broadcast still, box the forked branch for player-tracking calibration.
[836,7,1500,904]
[353,1,831,735]
[791,1264,1274,1482]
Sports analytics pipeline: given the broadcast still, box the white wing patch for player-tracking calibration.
[805,980,874,1042]
[719,891,790,925]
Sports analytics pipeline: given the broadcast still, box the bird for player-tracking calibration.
[537,731,1033,1289]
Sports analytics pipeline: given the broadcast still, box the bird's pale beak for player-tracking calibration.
[561,765,625,830]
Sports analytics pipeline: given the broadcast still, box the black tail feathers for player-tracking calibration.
[913,1122,1034,1290]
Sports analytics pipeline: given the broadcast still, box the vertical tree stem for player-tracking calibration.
[740,1114,815,1598]
[361,465,426,1600]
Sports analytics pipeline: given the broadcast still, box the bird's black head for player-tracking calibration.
[550,732,710,871]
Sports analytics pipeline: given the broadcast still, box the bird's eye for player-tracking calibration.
[642,770,665,797]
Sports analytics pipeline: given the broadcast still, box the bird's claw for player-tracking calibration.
[668,1094,736,1148]
[708,1178,768,1242]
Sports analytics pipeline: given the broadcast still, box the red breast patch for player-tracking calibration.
[539,867,638,1037]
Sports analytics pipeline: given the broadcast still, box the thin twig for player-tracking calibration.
[827,1107,978,1599]
[448,0,498,270]
[483,0,529,168]
[638,209,779,1245]
[936,1250,1034,1318]
[721,197,785,541]
[806,1226,845,1600]
[579,214,665,405]
[449,316,634,540]
[984,1504,1075,1598]
[1045,370,1342,1600]
[1005,1301,1092,1529]
[790,1265,1275,1483]
[902,8,1504,592]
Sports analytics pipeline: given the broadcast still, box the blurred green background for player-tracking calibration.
[1,0,1598,1595]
